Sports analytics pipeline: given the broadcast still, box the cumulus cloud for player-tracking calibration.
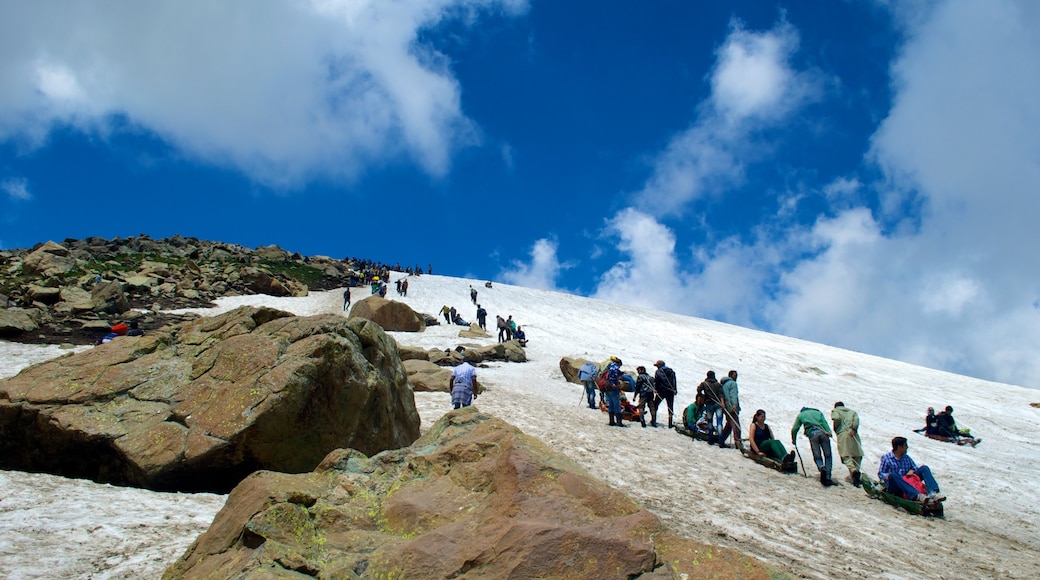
[0,0,527,187]
[761,0,1040,386]
[1,177,31,201]
[499,238,569,290]
[635,19,822,215]
[592,2,1040,387]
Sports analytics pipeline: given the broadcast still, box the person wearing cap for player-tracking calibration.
[831,402,864,487]
[717,370,741,449]
[603,357,627,427]
[696,371,725,441]
[652,360,677,428]
[791,407,837,487]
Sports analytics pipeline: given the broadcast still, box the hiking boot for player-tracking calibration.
[851,470,862,487]
[718,443,729,449]
[914,493,928,503]
[608,414,616,426]
[783,451,797,464]
[925,492,946,504]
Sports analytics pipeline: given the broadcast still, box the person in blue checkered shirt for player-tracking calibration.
[878,436,945,504]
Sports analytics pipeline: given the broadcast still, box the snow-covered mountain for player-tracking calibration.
[2,273,1038,579]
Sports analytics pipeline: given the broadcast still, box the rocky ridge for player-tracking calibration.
[0,235,375,345]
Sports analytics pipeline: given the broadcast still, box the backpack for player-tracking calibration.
[595,368,609,389]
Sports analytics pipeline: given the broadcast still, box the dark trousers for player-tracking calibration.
[720,408,741,445]
[651,392,675,425]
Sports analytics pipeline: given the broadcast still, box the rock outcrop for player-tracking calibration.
[348,295,426,332]
[0,306,420,493]
[560,356,594,384]
[164,408,779,579]
[0,235,375,345]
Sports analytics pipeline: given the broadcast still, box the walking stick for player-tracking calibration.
[794,441,809,478]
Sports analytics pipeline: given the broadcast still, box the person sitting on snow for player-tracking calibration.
[878,436,945,504]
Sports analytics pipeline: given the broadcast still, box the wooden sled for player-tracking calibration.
[922,432,981,447]
[673,425,717,443]
[598,400,642,422]
[862,478,945,517]
[740,444,797,473]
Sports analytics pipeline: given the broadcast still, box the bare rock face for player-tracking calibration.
[164,408,778,579]
[349,295,426,332]
[0,306,420,493]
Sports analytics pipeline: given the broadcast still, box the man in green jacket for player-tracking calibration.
[832,402,864,487]
[792,407,837,487]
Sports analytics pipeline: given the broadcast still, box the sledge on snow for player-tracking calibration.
[673,423,716,443]
[598,398,642,423]
[739,443,798,474]
[861,477,946,518]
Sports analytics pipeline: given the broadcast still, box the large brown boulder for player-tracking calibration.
[239,267,308,297]
[560,356,593,384]
[22,241,77,277]
[349,295,426,332]
[164,408,779,579]
[0,306,420,493]
[402,359,452,392]
[91,280,130,314]
[0,307,40,337]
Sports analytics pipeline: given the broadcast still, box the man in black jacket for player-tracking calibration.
[653,360,678,428]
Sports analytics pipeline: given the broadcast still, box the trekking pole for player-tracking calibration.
[794,441,809,478]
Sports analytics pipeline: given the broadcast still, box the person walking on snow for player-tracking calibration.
[476,304,487,330]
[832,402,864,487]
[652,360,677,428]
[792,407,837,487]
[577,361,599,410]
[718,370,741,449]
[496,315,508,342]
[342,288,351,311]
[635,366,656,428]
[603,357,627,427]
[449,361,478,409]
[696,371,725,441]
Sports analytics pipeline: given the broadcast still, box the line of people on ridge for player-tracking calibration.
[581,361,946,506]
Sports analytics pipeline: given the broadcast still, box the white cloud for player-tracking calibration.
[1,177,32,201]
[596,2,1040,388]
[710,20,812,124]
[499,238,568,290]
[634,19,822,215]
[0,0,528,187]
[779,0,1040,386]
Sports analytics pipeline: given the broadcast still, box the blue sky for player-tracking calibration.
[2,1,1040,389]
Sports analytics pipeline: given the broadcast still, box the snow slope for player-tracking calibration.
[2,273,1038,579]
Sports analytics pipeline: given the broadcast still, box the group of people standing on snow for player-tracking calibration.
[577,360,945,506]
